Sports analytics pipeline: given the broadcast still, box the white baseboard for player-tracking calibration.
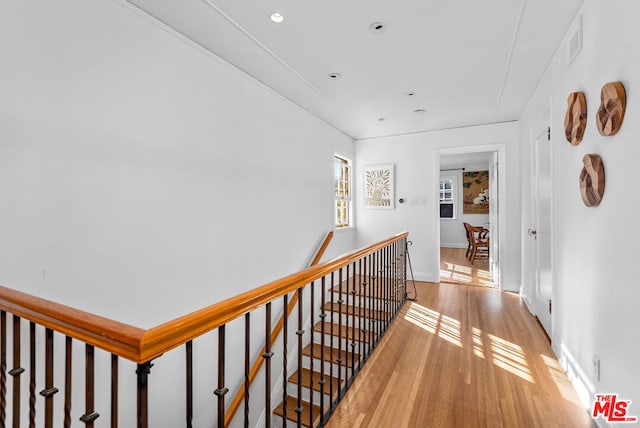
[556,342,602,426]
[412,271,438,283]
[440,243,467,249]
[499,280,520,293]
[520,292,534,315]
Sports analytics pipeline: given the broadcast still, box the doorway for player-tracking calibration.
[437,147,503,288]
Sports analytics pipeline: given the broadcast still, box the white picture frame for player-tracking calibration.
[364,164,395,209]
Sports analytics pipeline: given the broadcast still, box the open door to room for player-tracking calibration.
[438,151,499,287]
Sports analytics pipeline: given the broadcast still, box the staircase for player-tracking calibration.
[273,272,404,427]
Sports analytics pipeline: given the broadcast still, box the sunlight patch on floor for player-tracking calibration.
[440,261,494,287]
[404,302,534,382]
[404,302,461,347]
[541,354,583,407]
[489,334,535,383]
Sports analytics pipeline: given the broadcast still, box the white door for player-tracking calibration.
[533,122,553,337]
[489,152,499,284]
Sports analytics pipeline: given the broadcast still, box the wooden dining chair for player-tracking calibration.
[468,225,489,263]
[463,222,474,259]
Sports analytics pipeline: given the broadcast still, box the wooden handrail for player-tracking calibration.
[0,231,407,365]
[224,231,334,426]
[0,286,145,362]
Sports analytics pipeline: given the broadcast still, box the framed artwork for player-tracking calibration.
[463,171,489,214]
[365,164,394,209]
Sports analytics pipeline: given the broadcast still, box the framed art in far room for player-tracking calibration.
[364,164,394,209]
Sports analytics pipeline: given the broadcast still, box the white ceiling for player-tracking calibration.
[126,0,583,140]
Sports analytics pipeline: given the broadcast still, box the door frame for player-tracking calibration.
[434,144,506,289]
[530,107,554,338]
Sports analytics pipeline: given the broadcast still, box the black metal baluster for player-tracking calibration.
[281,296,287,427]
[329,272,335,404]
[263,303,273,428]
[382,247,388,330]
[29,322,35,428]
[337,268,343,399]
[80,344,99,426]
[111,354,118,428]
[186,341,193,428]
[296,287,304,427]
[319,276,326,421]
[358,259,364,369]
[309,281,314,426]
[64,336,72,428]
[376,249,383,346]
[41,328,58,428]
[244,313,251,428]
[351,262,357,378]
[0,311,6,427]
[10,315,24,428]
[214,325,228,428]
[364,256,371,358]
[136,361,152,428]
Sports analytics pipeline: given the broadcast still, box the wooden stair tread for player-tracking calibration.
[322,302,388,319]
[313,321,367,342]
[273,395,321,427]
[288,368,340,393]
[302,344,359,368]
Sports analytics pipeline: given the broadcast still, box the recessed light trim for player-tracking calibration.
[270,12,284,23]
[405,91,416,97]
[328,72,342,80]
[413,109,426,114]
[369,21,387,33]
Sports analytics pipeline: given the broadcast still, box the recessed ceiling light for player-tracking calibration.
[328,72,342,80]
[270,12,284,23]
[369,22,387,33]
[413,109,426,114]
[377,117,386,122]
[405,91,416,97]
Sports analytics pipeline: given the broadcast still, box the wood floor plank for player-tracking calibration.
[324,281,593,428]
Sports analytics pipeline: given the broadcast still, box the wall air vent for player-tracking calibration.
[566,14,583,67]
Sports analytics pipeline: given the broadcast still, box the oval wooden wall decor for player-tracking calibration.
[579,154,605,207]
[596,81,626,136]
[564,92,587,145]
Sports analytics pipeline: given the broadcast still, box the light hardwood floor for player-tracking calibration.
[324,281,594,428]
[440,247,496,288]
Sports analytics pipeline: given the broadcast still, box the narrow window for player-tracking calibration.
[439,176,456,219]
[334,155,352,228]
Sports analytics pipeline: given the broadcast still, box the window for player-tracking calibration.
[439,176,456,219]
[334,155,352,228]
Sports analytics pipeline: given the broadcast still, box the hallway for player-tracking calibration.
[324,281,593,427]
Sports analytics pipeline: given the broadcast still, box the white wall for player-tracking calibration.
[0,0,355,425]
[0,0,355,326]
[440,165,491,248]
[354,122,521,290]
[518,0,640,413]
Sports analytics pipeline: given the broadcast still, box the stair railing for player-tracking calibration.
[0,231,408,428]
[224,231,333,426]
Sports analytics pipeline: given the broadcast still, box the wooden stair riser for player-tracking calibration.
[273,395,322,428]
[285,383,335,408]
[302,344,359,369]
[301,357,361,383]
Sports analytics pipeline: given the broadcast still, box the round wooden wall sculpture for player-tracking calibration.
[564,92,587,145]
[579,154,605,207]
[596,81,626,136]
